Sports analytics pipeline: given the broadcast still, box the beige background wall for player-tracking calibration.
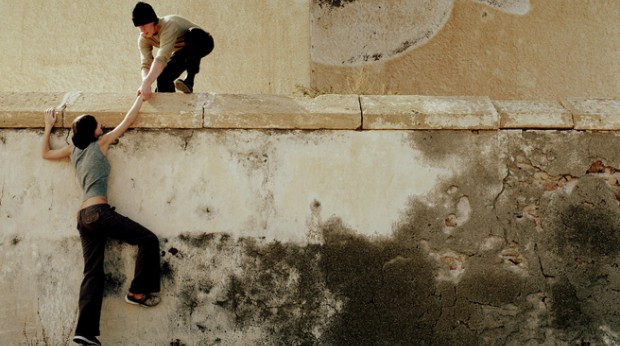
[5,0,620,99]
[311,0,620,99]
[0,0,310,94]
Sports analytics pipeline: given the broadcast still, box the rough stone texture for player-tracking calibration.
[205,94,361,129]
[4,116,620,344]
[495,100,574,129]
[361,95,498,130]
[563,98,620,131]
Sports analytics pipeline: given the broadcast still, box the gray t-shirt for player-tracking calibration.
[72,141,110,201]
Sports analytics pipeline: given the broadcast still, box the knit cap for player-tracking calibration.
[132,2,158,27]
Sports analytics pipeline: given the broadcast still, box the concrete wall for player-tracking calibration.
[311,0,620,99]
[0,0,310,95]
[3,0,620,345]
[3,92,620,345]
[6,0,620,99]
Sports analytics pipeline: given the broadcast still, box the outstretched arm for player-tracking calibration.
[137,60,164,100]
[41,107,71,160]
[98,95,145,154]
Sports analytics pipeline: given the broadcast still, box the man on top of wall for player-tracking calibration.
[132,2,214,100]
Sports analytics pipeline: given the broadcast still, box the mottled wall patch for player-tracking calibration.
[316,0,357,8]
[311,0,454,65]
[102,241,127,297]
[311,0,530,65]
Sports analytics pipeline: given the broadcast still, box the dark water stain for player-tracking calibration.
[458,265,534,307]
[557,203,620,258]
[161,260,175,284]
[319,218,437,345]
[207,193,537,345]
[550,278,588,330]
[317,0,357,9]
[178,276,214,316]
[211,237,325,344]
[161,132,620,344]
[542,176,620,341]
[225,274,246,323]
[407,130,490,164]
[179,232,231,248]
[215,216,441,345]
[102,242,126,297]
[169,339,187,346]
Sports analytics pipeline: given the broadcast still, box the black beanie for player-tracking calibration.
[132,2,158,27]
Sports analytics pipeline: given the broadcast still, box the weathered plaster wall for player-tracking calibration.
[0,0,310,94]
[311,0,620,99]
[3,0,620,344]
[2,93,620,345]
[4,0,618,99]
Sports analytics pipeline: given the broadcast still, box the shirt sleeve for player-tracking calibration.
[138,35,154,70]
[154,22,179,66]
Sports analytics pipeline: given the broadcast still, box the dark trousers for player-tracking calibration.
[157,27,215,92]
[75,204,160,337]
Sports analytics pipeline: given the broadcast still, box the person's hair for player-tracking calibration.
[71,115,98,150]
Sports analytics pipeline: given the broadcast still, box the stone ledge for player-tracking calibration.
[205,94,361,129]
[2,92,620,131]
[494,100,573,129]
[562,98,620,130]
[361,95,498,130]
[62,93,204,129]
[0,92,65,128]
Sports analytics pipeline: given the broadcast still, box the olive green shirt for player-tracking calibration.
[138,15,200,69]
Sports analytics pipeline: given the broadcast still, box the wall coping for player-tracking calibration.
[1,92,619,131]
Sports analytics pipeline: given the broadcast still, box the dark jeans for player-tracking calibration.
[75,204,160,337]
[157,27,215,92]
